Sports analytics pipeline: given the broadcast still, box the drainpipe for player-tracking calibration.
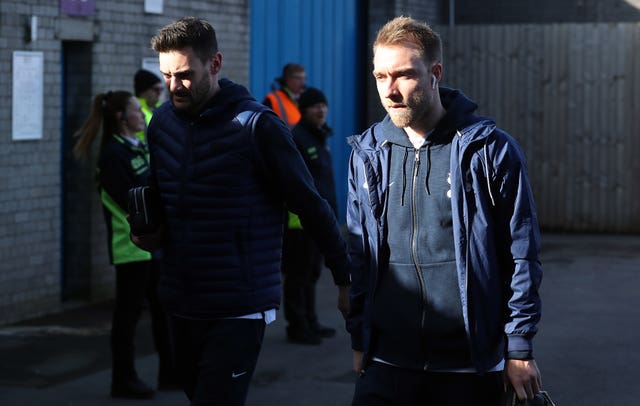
[449,0,455,27]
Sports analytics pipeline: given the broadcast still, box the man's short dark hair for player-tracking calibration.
[151,17,218,63]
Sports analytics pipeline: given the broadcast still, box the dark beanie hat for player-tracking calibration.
[134,69,161,96]
[298,87,327,111]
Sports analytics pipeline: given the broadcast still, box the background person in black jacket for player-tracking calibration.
[132,18,351,406]
[283,87,339,344]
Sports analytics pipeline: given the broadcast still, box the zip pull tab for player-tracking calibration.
[413,149,420,178]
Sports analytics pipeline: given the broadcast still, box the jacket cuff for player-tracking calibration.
[506,334,534,359]
[328,258,352,286]
[506,350,533,360]
[351,334,364,352]
[346,319,363,351]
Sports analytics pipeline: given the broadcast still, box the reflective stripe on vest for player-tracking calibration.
[265,90,300,128]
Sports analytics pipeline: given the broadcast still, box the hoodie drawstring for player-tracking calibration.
[425,144,432,195]
[401,147,408,206]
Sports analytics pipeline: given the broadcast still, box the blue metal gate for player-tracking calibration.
[249,0,365,222]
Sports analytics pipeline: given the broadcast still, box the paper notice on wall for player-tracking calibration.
[12,51,44,141]
[142,57,167,103]
[144,0,163,14]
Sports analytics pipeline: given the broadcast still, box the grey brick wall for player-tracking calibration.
[0,0,249,325]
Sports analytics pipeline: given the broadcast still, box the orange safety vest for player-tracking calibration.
[264,89,300,127]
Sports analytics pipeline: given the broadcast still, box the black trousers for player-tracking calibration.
[169,316,266,406]
[352,362,504,406]
[111,260,173,383]
[281,229,323,331]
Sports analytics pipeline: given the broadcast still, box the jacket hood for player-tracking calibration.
[349,87,493,156]
[436,87,482,135]
[202,78,256,117]
[172,78,256,120]
[381,86,483,148]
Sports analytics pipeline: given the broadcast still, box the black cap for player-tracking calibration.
[298,87,327,111]
[134,69,161,96]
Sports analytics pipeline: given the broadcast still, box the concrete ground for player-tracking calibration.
[0,232,638,405]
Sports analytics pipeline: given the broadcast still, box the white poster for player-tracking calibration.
[12,51,44,141]
[144,0,163,14]
[142,57,167,102]
[142,57,162,79]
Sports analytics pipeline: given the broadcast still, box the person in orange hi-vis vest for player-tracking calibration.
[262,63,306,128]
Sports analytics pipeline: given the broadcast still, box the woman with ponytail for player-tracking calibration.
[74,91,175,399]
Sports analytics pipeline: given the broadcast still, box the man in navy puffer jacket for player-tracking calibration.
[132,17,350,406]
[347,17,543,405]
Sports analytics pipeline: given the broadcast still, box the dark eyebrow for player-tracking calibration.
[160,69,193,79]
[373,67,418,79]
[394,67,418,77]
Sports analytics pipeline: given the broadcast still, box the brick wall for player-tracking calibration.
[0,0,250,324]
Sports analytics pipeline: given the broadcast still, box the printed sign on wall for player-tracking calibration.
[12,51,44,141]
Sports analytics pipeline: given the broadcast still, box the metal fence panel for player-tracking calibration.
[437,23,640,232]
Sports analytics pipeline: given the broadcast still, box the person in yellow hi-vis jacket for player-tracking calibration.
[134,69,164,143]
[73,90,175,399]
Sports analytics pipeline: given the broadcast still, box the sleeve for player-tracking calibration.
[98,148,136,211]
[254,112,351,286]
[262,95,273,109]
[345,150,368,351]
[492,132,543,360]
[144,118,164,221]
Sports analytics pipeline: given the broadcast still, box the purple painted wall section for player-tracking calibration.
[60,0,95,16]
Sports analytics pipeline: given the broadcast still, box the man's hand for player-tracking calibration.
[504,359,542,401]
[337,285,350,319]
[130,225,163,252]
[353,350,363,374]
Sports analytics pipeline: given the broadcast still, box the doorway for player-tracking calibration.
[61,41,93,301]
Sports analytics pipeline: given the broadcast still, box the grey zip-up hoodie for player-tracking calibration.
[370,93,480,370]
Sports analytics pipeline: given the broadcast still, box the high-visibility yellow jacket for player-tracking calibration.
[136,97,161,143]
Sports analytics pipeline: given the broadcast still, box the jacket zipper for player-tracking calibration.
[411,149,428,358]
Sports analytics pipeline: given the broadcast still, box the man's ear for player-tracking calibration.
[210,52,222,75]
[432,62,443,83]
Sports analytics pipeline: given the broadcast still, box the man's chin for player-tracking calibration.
[388,114,410,128]
[171,97,192,111]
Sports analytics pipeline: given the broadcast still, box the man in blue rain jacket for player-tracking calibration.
[346,16,543,406]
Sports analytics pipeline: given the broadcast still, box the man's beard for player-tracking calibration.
[386,88,428,129]
[172,73,211,114]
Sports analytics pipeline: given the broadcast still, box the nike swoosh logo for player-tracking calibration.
[231,371,247,379]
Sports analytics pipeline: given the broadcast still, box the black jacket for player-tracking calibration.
[147,79,350,318]
[291,120,337,215]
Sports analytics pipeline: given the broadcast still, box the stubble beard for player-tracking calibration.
[386,88,429,129]
[173,73,212,114]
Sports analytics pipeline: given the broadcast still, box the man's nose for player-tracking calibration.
[168,77,181,92]
[381,79,398,99]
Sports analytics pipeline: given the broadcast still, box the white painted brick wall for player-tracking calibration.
[0,0,250,325]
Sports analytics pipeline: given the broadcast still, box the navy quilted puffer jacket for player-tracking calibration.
[147,79,349,318]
